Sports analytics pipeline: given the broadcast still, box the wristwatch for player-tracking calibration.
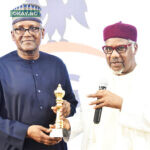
[63,128,71,142]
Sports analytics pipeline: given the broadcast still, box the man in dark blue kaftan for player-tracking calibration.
[0,3,78,150]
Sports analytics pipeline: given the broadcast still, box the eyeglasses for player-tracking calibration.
[13,27,41,35]
[102,44,132,54]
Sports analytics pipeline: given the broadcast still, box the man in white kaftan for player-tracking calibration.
[64,22,150,150]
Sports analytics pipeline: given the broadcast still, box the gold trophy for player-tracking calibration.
[50,84,65,137]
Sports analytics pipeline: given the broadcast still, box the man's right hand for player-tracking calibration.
[51,100,71,117]
[27,125,62,146]
[88,90,123,110]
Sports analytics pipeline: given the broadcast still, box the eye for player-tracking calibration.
[103,46,113,54]
[15,27,25,31]
[106,46,113,52]
[116,46,126,52]
[30,27,40,32]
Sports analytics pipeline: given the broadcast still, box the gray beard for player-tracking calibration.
[112,68,124,75]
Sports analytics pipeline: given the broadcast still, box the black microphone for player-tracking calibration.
[93,83,107,124]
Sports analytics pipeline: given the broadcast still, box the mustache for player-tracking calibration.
[110,61,123,63]
[110,58,123,63]
[21,40,35,44]
[21,40,34,42]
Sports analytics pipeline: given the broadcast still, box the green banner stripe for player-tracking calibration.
[10,10,41,17]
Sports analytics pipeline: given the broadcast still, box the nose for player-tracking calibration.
[111,49,120,58]
[23,29,31,36]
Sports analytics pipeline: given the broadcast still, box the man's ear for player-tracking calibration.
[133,43,138,55]
[11,31,15,41]
[41,28,45,39]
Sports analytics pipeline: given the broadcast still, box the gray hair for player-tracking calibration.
[128,40,137,52]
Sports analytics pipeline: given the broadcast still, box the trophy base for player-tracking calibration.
[49,129,63,137]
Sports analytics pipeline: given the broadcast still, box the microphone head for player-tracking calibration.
[99,78,108,90]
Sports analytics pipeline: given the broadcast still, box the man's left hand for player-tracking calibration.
[88,90,123,110]
[51,100,71,117]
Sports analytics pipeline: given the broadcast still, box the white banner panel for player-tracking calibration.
[0,0,149,149]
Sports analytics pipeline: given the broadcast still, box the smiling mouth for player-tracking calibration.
[110,62,123,67]
[111,62,123,64]
[21,40,34,44]
[22,40,33,42]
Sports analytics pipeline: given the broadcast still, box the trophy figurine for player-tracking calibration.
[50,84,65,137]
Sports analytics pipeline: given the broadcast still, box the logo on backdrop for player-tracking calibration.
[25,0,104,104]
[25,0,88,41]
